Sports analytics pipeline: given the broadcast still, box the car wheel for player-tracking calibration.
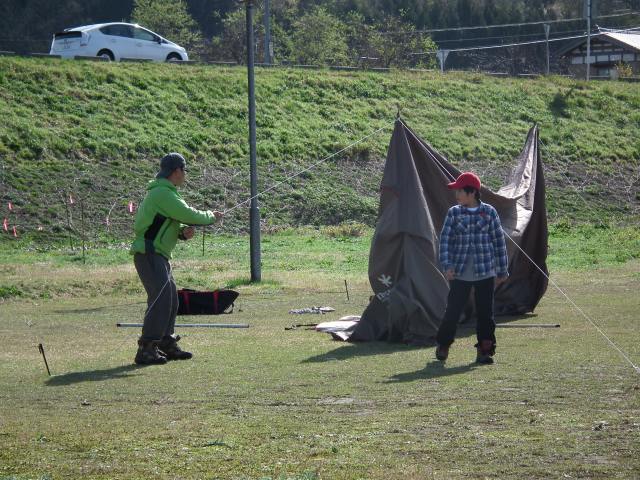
[97,49,114,61]
[166,53,182,62]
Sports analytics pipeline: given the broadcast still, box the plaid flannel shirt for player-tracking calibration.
[439,202,509,278]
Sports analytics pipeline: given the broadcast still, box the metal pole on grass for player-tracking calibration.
[243,0,262,282]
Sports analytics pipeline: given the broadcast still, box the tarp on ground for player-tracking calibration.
[346,119,549,345]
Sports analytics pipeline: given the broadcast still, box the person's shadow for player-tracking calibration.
[302,341,428,363]
[52,302,145,314]
[384,360,478,383]
[45,364,145,386]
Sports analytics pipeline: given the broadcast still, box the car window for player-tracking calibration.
[133,28,157,42]
[100,24,133,38]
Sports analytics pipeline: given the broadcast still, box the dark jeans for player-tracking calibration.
[436,277,496,347]
[134,253,178,341]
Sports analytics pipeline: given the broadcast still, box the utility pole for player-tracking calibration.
[264,0,271,64]
[585,0,592,80]
[544,23,551,75]
[243,0,261,281]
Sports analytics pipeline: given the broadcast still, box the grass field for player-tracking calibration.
[1,228,639,479]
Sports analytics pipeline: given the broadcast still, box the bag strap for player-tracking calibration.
[144,214,167,254]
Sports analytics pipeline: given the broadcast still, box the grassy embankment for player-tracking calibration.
[0,56,639,245]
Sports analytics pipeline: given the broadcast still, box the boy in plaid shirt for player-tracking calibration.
[435,172,509,364]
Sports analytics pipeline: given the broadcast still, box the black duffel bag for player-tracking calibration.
[177,289,239,315]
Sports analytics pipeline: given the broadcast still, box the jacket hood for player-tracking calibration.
[147,178,176,191]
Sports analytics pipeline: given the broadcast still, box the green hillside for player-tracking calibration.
[0,56,639,244]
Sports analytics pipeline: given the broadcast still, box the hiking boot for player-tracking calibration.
[435,344,449,361]
[158,334,192,361]
[135,338,167,365]
[475,339,495,365]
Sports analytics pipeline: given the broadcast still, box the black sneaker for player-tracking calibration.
[475,340,495,365]
[134,339,168,365]
[475,351,494,364]
[158,334,193,361]
[435,344,449,361]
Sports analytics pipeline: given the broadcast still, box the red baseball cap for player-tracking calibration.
[447,172,481,190]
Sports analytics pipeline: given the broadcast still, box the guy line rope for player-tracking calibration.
[200,122,392,236]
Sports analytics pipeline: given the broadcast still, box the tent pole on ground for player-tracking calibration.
[496,323,559,328]
[116,323,250,328]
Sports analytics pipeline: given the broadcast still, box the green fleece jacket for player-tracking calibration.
[130,178,215,259]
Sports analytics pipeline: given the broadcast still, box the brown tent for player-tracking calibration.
[347,120,548,345]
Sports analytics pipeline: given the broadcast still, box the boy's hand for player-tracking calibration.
[445,269,455,281]
[182,226,195,240]
[213,210,224,220]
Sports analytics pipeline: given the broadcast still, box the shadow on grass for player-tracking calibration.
[303,314,546,367]
[45,364,145,386]
[224,277,282,289]
[384,360,479,383]
[53,301,145,314]
[302,341,428,363]
[549,88,573,120]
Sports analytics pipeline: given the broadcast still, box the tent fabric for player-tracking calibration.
[347,120,549,345]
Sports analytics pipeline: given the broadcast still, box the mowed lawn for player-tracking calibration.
[0,233,639,479]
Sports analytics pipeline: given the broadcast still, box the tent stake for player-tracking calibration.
[344,279,350,301]
[38,343,51,376]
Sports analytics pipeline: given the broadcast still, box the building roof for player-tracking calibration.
[604,32,640,51]
[557,30,640,57]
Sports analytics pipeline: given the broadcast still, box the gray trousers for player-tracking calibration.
[134,253,178,341]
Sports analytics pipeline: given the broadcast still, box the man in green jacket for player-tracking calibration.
[131,153,223,365]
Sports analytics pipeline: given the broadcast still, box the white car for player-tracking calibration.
[50,22,188,62]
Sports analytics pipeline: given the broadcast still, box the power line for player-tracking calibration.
[411,26,637,56]
[433,29,587,46]
[380,11,640,36]
[222,123,392,215]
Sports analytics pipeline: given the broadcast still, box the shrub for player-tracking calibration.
[0,285,23,299]
[322,221,369,238]
[615,62,633,79]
